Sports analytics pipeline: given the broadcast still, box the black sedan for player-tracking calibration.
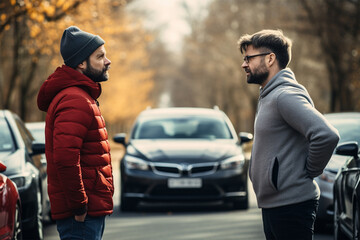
[0,110,47,240]
[25,121,51,222]
[114,107,253,212]
[333,142,360,239]
[315,112,360,226]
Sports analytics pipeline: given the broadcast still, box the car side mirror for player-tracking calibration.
[0,162,6,172]
[31,142,46,156]
[335,141,359,159]
[238,132,253,145]
[113,133,127,146]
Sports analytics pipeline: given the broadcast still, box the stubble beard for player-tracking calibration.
[246,61,269,85]
[83,60,109,83]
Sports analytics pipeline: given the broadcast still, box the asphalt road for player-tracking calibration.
[44,148,333,240]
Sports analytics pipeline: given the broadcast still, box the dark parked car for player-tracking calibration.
[315,112,360,226]
[333,142,360,239]
[0,161,22,240]
[25,121,51,222]
[0,110,47,240]
[114,107,253,211]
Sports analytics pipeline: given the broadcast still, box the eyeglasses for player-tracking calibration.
[243,52,272,64]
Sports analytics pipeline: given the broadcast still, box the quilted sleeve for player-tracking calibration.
[52,92,93,215]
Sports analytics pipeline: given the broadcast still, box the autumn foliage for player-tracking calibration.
[0,0,154,129]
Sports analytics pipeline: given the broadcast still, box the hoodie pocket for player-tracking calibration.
[268,157,279,191]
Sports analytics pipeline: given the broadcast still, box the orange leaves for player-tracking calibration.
[0,0,155,125]
[0,14,6,22]
[78,2,156,125]
[40,1,56,17]
[29,11,44,22]
[56,0,66,8]
[29,24,40,37]
[101,69,154,124]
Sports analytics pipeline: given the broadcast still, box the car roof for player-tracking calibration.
[0,110,10,118]
[324,112,360,120]
[25,121,45,129]
[138,107,225,118]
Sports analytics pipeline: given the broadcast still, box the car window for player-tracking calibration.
[134,116,232,139]
[13,115,34,152]
[0,118,15,152]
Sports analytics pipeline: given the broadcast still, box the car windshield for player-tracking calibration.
[327,118,360,145]
[0,118,14,151]
[133,116,233,140]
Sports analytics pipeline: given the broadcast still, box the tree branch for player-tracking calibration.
[45,1,83,22]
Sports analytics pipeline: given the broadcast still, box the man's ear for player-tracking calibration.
[76,60,87,73]
[267,53,276,67]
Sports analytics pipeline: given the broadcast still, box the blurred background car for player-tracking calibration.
[25,122,45,143]
[315,112,360,228]
[25,121,51,223]
[0,161,22,240]
[114,107,253,212]
[333,142,360,240]
[0,110,47,240]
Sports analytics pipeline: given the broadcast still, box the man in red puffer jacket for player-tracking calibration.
[37,26,113,240]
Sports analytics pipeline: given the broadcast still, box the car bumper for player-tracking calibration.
[121,167,248,203]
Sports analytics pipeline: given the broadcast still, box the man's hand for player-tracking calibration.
[74,212,87,222]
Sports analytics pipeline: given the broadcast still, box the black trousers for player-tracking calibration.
[261,199,319,240]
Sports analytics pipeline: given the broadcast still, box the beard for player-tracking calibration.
[246,61,269,85]
[83,60,109,83]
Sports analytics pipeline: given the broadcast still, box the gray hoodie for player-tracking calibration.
[249,68,339,208]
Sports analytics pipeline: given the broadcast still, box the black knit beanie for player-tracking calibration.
[60,26,105,68]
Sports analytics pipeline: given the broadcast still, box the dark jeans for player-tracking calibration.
[56,215,106,240]
[262,199,319,240]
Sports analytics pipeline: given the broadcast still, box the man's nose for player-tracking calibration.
[241,61,248,68]
[105,57,111,65]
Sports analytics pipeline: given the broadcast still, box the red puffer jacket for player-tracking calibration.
[37,65,113,220]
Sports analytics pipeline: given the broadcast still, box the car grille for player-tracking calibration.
[150,185,220,198]
[149,162,219,177]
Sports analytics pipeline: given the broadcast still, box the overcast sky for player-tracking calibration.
[128,0,211,52]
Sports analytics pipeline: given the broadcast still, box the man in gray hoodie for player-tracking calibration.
[238,29,339,240]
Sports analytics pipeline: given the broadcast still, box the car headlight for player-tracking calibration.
[220,155,245,170]
[126,145,138,155]
[124,155,149,171]
[10,172,33,188]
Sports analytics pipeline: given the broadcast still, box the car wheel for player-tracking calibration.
[334,198,347,240]
[354,204,360,240]
[25,185,43,240]
[13,202,22,240]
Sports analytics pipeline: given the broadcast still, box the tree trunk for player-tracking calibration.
[4,19,20,109]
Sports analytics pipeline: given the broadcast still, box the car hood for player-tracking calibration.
[325,154,351,173]
[129,139,242,163]
[0,150,25,176]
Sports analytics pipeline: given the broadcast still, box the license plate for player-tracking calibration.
[168,178,202,188]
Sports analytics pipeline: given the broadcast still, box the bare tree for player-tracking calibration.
[177,0,345,132]
[300,0,360,111]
